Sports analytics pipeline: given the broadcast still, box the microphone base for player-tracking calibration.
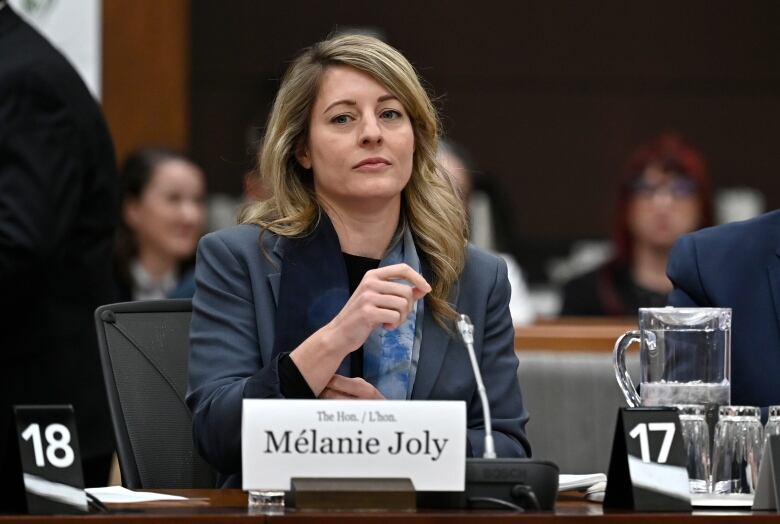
[417,458,559,511]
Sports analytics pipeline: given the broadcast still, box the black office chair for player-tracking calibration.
[94,299,215,489]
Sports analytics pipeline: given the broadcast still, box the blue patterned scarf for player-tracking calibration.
[362,224,423,399]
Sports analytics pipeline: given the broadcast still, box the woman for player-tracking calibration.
[116,147,206,301]
[561,133,713,316]
[186,34,530,487]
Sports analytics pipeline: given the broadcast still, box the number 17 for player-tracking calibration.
[628,422,676,463]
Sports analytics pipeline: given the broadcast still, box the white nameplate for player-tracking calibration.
[241,399,466,492]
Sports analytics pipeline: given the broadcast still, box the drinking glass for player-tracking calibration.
[764,406,780,451]
[711,406,763,495]
[247,490,285,514]
[675,404,710,493]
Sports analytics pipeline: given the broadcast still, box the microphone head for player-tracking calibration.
[456,314,474,345]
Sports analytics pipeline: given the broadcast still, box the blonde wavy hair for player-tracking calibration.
[239,34,467,323]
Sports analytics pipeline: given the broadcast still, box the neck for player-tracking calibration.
[136,249,178,280]
[631,242,673,293]
[320,197,401,259]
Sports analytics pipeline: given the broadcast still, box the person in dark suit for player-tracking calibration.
[186,34,531,487]
[667,209,780,409]
[0,3,117,488]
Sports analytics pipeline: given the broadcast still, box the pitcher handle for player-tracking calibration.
[613,330,641,407]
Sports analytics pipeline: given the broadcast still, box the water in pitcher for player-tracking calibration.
[643,326,728,381]
[640,382,731,407]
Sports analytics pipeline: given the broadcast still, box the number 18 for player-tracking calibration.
[20,423,75,469]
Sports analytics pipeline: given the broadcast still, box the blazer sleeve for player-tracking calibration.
[667,234,710,307]
[186,232,284,475]
[467,256,532,458]
[0,77,83,285]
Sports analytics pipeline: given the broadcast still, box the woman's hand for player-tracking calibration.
[318,375,385,400]
[323,263,431,353]
[290,263,429,396]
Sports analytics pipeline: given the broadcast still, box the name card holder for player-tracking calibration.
[242,400,467,494]
[604,407,691,512]
[290,478,415,511]
[753,435,780,511]
[10,405,88,515]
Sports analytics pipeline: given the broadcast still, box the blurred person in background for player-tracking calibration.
[561,132,714,316]
[115,147,206,301]
[438,139,535,325]
[1,1,117,492]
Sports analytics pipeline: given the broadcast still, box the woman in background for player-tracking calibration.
[186,34,530,487]
[561,133,713,316]
[115,147,206,301]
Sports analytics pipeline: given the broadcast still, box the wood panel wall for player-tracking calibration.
[102,0,189,165]
[185,1,780,280]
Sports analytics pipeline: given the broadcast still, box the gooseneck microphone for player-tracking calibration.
[456,314,496,459]
[443,313,558,512]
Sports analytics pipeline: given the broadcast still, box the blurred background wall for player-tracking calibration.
[10,0,102,97]
[99,0,780,286]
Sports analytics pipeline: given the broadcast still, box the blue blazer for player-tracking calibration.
[186,224,531,487]
[667,209,780,408]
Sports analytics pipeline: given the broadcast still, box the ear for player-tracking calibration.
[295,142,312,170]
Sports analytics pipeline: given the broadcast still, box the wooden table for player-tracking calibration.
[1,490,778,523]
[515,318,637,353]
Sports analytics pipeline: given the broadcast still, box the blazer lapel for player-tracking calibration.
[271,215,349,358]
[266,235,288,306]
[411,268,459,400]
[411,309,453,400]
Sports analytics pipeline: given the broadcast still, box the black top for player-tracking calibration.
[560,259,668,316]
[278,252,380,398]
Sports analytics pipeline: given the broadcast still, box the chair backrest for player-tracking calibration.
[517,350,640,474]
[94,299,215,489]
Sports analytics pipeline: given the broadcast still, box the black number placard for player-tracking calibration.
[604,407,691,512]
[13,405,87,514]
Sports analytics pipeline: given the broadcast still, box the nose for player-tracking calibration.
[650,188,675,207]
[359,114,383,146]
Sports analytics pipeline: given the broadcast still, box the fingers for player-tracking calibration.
[321,375,385,400]
[357,267,428,329]
[318,387,356,400]
[368,264,431,294]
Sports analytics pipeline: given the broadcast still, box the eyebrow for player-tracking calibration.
[322,94,399,114]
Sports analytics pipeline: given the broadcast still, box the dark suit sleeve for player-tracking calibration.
[667,234,711,307]
[186,232,286,475]
[467,257,531,458]
[0,77,83,285]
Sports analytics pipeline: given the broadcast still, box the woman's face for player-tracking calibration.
[123,159,206,261]
[627,165,702,251]
[297,65,415,212]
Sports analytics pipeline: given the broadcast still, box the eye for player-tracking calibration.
[165,192,183,204]
[380,109,402,120]
[330,114,353,124]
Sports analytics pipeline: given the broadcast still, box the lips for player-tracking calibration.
[353,157,391,169]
